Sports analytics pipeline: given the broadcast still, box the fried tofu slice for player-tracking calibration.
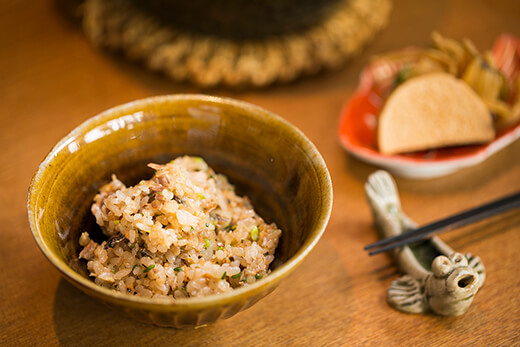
[378,73,495,155]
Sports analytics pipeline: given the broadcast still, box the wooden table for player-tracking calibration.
[1,0,519,345]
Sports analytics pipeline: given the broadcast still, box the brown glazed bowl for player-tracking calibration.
[27,95,333,328]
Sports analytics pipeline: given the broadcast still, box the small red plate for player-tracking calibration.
[338,35,520,179]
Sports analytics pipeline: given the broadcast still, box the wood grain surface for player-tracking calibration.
[1,0,519,345]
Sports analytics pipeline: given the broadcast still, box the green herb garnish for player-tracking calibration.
[394,67,411,87]
[218,246,224,251]
[255,274,263,280]
[250,226,259,241]
[143,264,155,273]
[198,193,206,200]
[137,227,149,234]
[205,223,209,227]
[224,224,237,232]
[231,272,241,279]
[113,220,120,225]
[132,264,138,272]
[204,238,210,249]
[174,266,183,272]
[221,272,227,280]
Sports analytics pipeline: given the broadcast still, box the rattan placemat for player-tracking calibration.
[83,0,392,88]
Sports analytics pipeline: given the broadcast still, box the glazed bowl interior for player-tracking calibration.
[28,95,332,327]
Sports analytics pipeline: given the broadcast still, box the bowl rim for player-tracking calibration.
[27,94,333,309]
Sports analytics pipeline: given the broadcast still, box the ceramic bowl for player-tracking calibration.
[27,95,333,328]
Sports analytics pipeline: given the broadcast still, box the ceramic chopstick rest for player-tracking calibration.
[365,170,485,316]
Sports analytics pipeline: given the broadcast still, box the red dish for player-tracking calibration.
[338,34,520,178]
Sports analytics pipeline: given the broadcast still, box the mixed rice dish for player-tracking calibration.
[79,156,282,299]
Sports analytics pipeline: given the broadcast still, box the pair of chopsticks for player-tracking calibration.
[365,190,520,256]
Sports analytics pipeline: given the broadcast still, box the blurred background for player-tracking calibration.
[1,0,520,345]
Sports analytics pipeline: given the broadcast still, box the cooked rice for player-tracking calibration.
[79,156,282,299]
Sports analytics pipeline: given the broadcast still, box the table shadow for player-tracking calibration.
[443,209,520,250]
[53,238,353,346]
[343,138,520,195]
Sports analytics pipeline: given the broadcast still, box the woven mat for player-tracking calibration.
[83,0,392,88]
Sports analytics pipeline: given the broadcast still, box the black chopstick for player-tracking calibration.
[365,190,520,256]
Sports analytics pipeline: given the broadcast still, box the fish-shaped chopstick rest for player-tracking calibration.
[365,171,485,316]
